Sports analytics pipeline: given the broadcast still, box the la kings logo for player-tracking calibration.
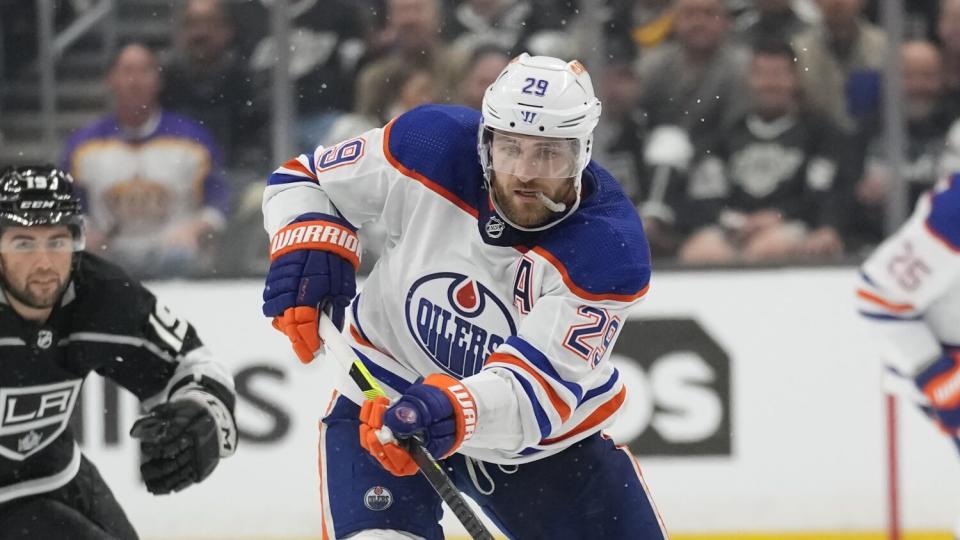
[0,380,82,460]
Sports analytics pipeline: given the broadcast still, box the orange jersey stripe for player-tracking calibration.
[350,325,376,350]
[382,120,479,218]
[856,288,915,314]
[531,246,649,302]
[282,156,317,179]
[349,325,396,360]
[317,391,339,540]
[542,385,627,445]
[612,437,670,537]
[486,352,572,423]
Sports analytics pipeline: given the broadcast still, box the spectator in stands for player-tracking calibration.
[0,0,75,80]
[679,39,852,264]
[454,44,510,111]
[605,0,675,61]
[851,41,954,250]
[864,0,940,41]
[161,0,263,169]
[326,60,439,146]
[732,0,811,46]
[247,0,367,149]
[60,43,229,279]
[941,0,960,112]
[939,0,960,183]
[635,0,751,153]
[445,0,577,57]
[591,39,688,258]
[792,0,887,134]
[593,47,647,205]
[355,0,461,114]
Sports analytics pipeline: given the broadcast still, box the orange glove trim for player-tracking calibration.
[269,220,360,269]
[924,352,960,409]
[422,373,477,458]
[359,397,418,476]
[272,306,323,364]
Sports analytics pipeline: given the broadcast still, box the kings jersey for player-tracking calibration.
[0,254,234,503]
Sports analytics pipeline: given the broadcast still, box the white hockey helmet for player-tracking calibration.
[479,53,602,231]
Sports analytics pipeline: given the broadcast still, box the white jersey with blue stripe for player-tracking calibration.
[263,105,652,464]
[858,174,960,376]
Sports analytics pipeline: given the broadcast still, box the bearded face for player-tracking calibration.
[0,226,74,311]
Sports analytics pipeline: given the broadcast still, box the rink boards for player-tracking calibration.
[73,268,959,538]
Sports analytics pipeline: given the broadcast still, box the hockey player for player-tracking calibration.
[262,54,668,538]
[0,166,237,539]
[857,173,960,536]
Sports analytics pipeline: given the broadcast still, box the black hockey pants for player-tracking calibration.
[0,456,138,540]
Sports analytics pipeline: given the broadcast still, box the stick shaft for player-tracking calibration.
[317,314,495,540]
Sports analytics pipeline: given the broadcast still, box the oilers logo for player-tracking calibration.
[363,486,393,511]
[405,273,516,377]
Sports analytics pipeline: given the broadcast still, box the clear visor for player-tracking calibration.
[484,128,581,181]
[0,228,85,254]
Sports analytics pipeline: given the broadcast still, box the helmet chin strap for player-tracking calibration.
[535,192,566,213]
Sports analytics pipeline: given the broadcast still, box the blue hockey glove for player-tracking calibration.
[360,374,478,476]
[263,213,359,363]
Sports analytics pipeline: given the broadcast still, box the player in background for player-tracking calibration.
[857,172,960,537]
[261,54,667,539]
[0,166,237,539]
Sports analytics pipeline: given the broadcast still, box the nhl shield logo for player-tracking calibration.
[36,329,53,349]
[485,216,505,239]
[363,486,393,511]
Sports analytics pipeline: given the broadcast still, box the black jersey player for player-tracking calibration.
[0,166,237,539]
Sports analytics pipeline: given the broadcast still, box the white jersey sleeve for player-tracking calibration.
[460,248,647,455]
[858,176,960,375]
[262,127,395,235]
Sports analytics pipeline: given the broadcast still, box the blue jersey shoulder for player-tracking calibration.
[62,112,219,166]
[155,111,220,158]
[538,162,651,298]
[386,104,485,212]
[926,174,960,250]
[62,115,117,152]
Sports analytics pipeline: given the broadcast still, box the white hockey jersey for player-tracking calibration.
[263,105,652,464]
[858,174,960,377]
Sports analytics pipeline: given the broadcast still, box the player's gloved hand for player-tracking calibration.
[916,351,960,434]
[359,396,419,476]
[129,400,221,495]
[359,374,477,476]
[263,213,360,363]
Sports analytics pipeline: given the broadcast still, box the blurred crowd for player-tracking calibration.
[4,0,960,279]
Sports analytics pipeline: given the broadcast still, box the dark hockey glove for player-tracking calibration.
[129,399,221,495]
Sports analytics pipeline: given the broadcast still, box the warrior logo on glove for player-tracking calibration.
[360,374,476,476]
[263,213,359,363]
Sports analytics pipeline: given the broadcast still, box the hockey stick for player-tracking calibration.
[317,313,495,540]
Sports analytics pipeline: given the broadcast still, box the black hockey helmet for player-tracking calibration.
[0,165,85,249]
